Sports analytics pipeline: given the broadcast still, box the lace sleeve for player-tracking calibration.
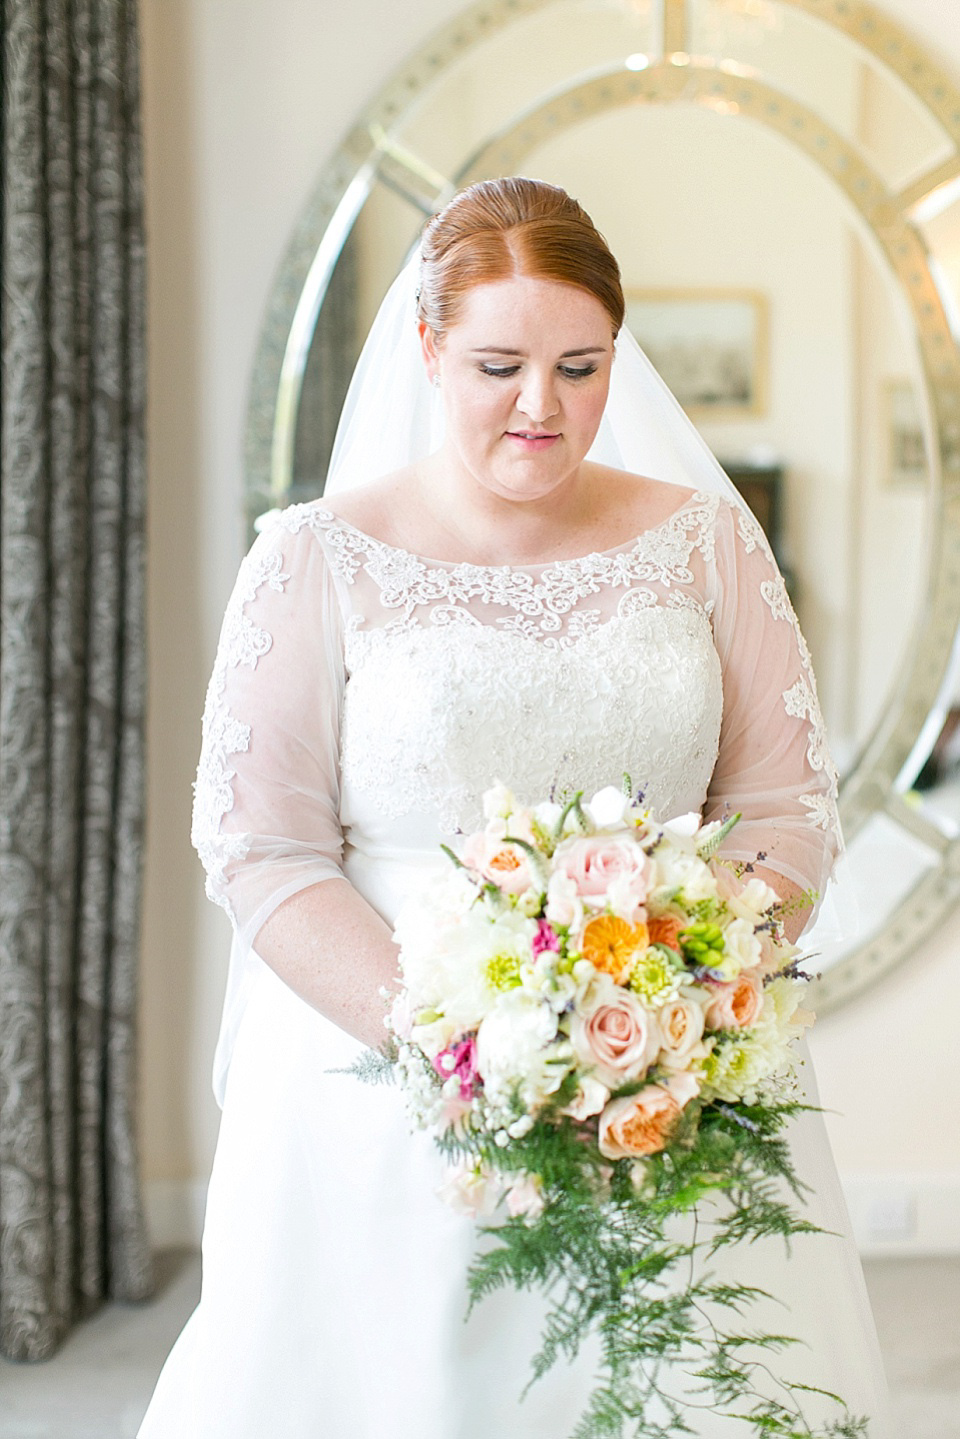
[191,513,345,950]
[703,501,841,902]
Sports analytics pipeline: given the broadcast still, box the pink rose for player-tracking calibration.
[657,994,707,1071]
[571,980,661,1086]
[462,831,532,895]
[703,971,763,1031]
[554,836,652,909]
[598,1073,700,1159]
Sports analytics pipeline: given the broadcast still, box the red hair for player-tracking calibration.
[417,177,624,340]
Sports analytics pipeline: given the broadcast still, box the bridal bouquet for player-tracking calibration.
[356,782,866,1439]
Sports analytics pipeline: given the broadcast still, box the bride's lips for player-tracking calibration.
[505,430,560,451]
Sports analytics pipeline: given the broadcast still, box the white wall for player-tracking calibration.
[138,0,960,1250]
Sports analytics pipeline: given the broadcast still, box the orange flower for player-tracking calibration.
[489,849,523,875]
[599,1074,699,1159]
[648,914,683,952]
[581,915,650,983]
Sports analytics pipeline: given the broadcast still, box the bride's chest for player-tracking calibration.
[338,604,724,829]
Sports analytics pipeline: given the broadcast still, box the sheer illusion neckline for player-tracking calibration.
[314,490,710,575]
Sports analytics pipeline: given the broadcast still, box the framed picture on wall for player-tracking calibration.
[883,377,927,487]
[624,288,769,420]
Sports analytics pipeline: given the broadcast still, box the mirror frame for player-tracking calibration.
[244,0,960,1013]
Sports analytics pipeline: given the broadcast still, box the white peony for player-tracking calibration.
[475,991,567,1110]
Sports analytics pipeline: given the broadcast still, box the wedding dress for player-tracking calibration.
[138,484,891,1437]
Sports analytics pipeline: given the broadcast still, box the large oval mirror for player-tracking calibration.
[245,0,960,1012]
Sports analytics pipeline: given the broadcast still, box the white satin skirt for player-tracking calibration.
[138,852,892,1438]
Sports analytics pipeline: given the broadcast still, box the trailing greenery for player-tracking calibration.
[434,1096,868,1439]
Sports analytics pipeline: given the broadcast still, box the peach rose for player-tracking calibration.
[571,979,660,1085]
[703,970,763,1031]
[462,831,532,895]
[657,994,708,1071]
[598,1073,700,1159]
[648,914,684,952]
[554,836,652,908]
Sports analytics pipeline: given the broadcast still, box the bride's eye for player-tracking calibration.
[559,365,597,380]
[479,363,521,378]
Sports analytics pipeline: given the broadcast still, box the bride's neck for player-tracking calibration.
[412,455,593,567]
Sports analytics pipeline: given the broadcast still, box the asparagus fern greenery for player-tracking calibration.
[345,1052,867,1438]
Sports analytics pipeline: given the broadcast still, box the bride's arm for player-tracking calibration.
[255,880,398,1050]
[192,514,396,1051]
[703,502,842,943]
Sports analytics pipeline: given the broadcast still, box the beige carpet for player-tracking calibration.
[0,1253,955,1437]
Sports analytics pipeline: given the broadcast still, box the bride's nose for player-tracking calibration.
[515,368,560,424]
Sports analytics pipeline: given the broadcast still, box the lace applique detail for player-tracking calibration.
[737,507,763,554]
[754,546,841,841]
[341,607,723,833]
[192,546,290,917]
[310,494,720,637]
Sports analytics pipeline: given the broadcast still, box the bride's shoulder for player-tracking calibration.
[317,467,415,548]
[584,465,701,535]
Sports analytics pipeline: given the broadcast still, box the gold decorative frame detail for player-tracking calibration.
[245,0,960,1013]
[624,288,770,421]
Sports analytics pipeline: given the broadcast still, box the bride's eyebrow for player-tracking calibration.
[470,346,608,357]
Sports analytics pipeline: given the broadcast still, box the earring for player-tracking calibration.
[432,374,441,389]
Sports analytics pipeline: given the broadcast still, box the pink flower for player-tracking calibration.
[505,1175,546,1220]
[532,920,560,956]
[433,1036,481,1100]
[554,835,652,910]
[462,831,532,895]
[571,980,661,1087]
[598,1074,700,1159]
[703,971,763,1031]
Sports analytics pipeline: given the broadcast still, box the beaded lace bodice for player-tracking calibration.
[192,491,840,950]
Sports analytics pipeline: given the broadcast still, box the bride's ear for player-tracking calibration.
[418,320,441,386]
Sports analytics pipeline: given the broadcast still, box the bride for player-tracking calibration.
[139,177,890,1436]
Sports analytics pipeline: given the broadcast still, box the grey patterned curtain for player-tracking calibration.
[0,0,152,1360]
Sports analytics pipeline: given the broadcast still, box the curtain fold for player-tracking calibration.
[0,0,152,1361]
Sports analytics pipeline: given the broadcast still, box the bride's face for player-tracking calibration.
[420,274,615,504]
